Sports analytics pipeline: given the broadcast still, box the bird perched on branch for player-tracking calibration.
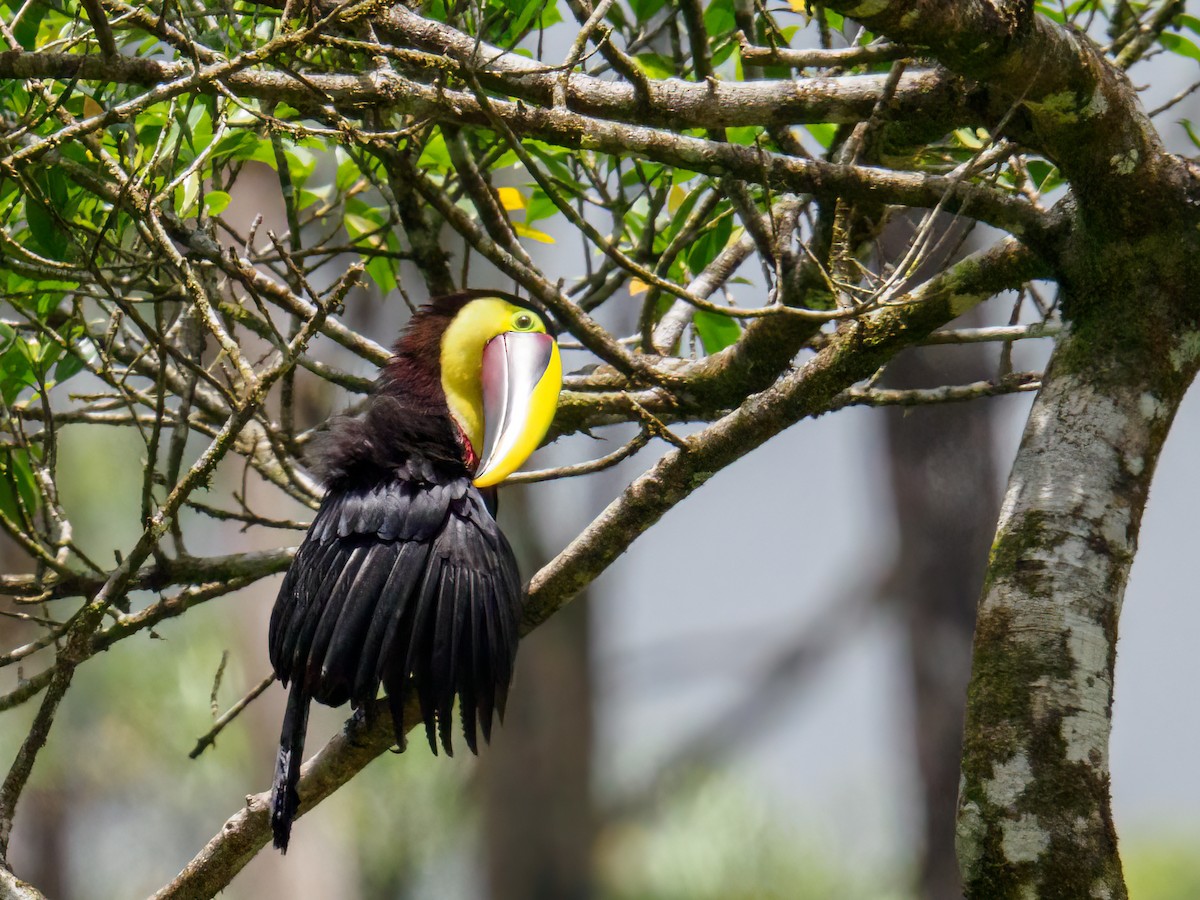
[267,292,562,851]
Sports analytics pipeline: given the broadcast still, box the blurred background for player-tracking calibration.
[3,8,1200,900]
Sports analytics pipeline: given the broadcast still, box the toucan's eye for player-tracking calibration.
[513,313,534,330]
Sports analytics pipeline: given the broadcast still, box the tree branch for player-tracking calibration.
[818,0,1188,229]
[0,48,959,132]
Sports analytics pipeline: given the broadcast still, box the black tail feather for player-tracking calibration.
[271,680,310,853]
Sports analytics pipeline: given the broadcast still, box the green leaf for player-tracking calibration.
[525,189,560,224]
[186,102,213,158]
[297,186,333,210]
[693,309,742,354]
[336,153,363,192]
[35,340,62,372]
[26,197,67,260]
[345,209,385,242]
[365,255,397,294]
[210,130,261,164]
[629,0,665,21]
[490,147,521,170]
[704,0,735,36]
[204,190,231,216]
[806,123,837,150]
[1025,159,1062,193]
[711,39,737,68]
[526,142,577,183]
[727,126,761,146]
[541,0,563,28]
[34,289,63,321]
[14,335,62,380]
[1161,32,1200,63]
[284,146,318,186]
[244,137,281,169]
[0,344,37,404]
[622,161,664,187]
[418,132,451,170]
[1035,2,1065,24]
[510,0,547,35]
[686,210,733,274]
[54,351,86,382]
[634,53,676,79]
[173,174,201,216]
[26,169,72,261]
[1180,119,1200,150]
[13,2,48,50]
[5,278,74,323]
[668,184,706,228]
[0,447,40,522]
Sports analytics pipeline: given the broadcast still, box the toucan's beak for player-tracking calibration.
[473,331,562,488]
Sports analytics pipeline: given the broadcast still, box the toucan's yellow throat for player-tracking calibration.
[439,296,562,487]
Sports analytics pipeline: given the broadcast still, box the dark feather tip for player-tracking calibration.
[270,776,298,853]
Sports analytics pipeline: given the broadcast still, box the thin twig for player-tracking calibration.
[505,430,650,483]
[189,674,277,759]
[737,33,907,69]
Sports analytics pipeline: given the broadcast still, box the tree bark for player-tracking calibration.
[956,326,1191,898]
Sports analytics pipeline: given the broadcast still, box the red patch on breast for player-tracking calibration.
[456,422,479,473]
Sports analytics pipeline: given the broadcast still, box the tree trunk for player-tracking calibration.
[883,337,999,900]
[956,325,1190,898]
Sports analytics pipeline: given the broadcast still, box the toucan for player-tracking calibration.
[267,292,562,851]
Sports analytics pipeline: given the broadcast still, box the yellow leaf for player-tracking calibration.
[955,127,984,150]
[497,187,525,211]
[83,96,104,118]
[787,0,807,11]
[629,278,649,295]
[512,221,554,244]
[667,186,687,214]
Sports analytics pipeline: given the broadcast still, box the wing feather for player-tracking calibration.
[270,537,346,684]
[318,540,396,682]
[306,542,398,707]
[458,568,480,754]
[433,562,460,756]
[269,468,523,764]
[355,540,427,707]
[285,542,361,681]
[405,553,445,755]
[476,565,501,743]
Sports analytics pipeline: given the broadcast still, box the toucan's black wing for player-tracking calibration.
[267,459,521,851]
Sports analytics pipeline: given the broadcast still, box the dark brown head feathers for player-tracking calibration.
[308,291,556,487]
[311,294,468,485]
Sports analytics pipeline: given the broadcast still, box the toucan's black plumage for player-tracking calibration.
[267,294,553,852]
